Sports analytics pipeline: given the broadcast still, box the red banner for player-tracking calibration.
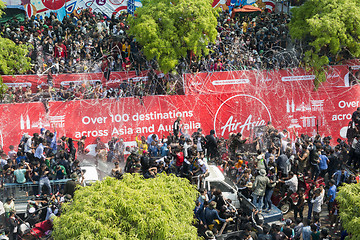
[1,70,161,92]
[2,65,352,94]
[0,84,359,151]
[184,65,351,94]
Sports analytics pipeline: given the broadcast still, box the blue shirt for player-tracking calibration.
[50,132,57,152]
[194,202,205,223]
[319,155,328,170]
[16,156,27,164]
[149,145,159,157]
[333,170,349,186]
[328,185,337,202]
[204,207,226,225]
[160,144,169,157]
[302,226,312,240]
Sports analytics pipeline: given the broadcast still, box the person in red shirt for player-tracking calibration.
[175,147,184,174]
[54,40,67,59]
[122,57,131,71]
[101,56,111,80]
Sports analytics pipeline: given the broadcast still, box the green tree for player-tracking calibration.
[0,77,7,102]
[0,37,32,75]
[52,174,199,240]
[289,0,360,87]
[0,0,32,99]
[0,1,32,74]
[128,0,219,73]
[336,183,360,239]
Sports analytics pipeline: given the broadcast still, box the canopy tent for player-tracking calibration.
[231,5,262,18]
[0,8,25,23]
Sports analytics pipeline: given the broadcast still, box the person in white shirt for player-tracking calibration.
[34,138,46,160]
[311,189,323,219]
[279,129,289,152]
[23,134,33,161]
[0,200,5,229]
[7,145,17,160]
[279,172,298,193]
[184,139,192,158]
[0,158,7,169]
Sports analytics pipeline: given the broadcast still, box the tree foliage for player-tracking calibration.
[52,174,199,240]
[0,0,31,75]
[0,0,32,98]
[0,77,7,101]
[337,183,360,239]
[128,0,219,73]
[289,0,360,87]
[0,37,32,75]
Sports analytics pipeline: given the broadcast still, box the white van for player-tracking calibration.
[199,164,240,209]
[80,165,100,186]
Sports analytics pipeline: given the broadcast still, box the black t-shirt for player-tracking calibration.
[67,138,75,151]
[39,167,49,178]
[328,154,340,175]
[274,232,287,240]
[309,145,318,165]
[43,42,54,54]
[173,120,180,133]
[352,111,360,124]
[140,156,150,172]
[3,164,13,177]
[205,135,217,149]
[283,227,293,239]
[267,174,277,190]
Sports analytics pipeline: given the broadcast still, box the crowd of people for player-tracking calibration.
[0,8,300,104]
[0,124,89,239]
[189,11,297,73]
[107,110,359,240]
[1,108,360,239]
[2,9,294,76]
[2,73,183,103]
[0,2,360,239]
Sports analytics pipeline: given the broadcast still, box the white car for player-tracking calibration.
[202,165,241,209]
[80,165,100,186]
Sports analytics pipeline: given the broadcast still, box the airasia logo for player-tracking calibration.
[214,95,272,137]
[327,73,340,79]
[325,68,342,85]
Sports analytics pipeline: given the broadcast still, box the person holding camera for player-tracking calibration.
[228,133,248,160]
[192,128,206,153]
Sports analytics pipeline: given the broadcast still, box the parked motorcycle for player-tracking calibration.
[272,174,325,214]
